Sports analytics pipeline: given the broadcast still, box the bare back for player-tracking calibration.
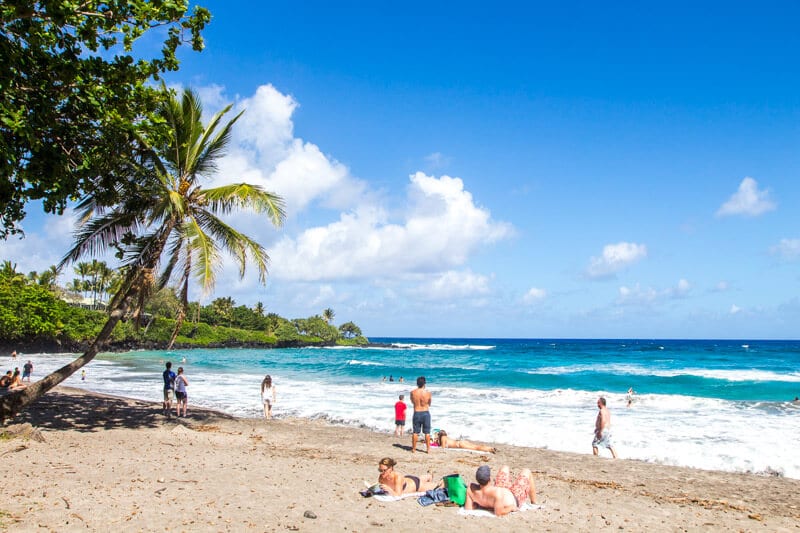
[465,483,517,516]
[410,387,431,412]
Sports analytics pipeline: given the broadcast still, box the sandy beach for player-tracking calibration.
[1,387,798,532]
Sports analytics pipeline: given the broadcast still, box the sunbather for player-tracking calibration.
[377,457,439,496]
[465,464,536,516]
[436,430,497,453]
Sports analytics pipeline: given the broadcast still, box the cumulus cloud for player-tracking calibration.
[716,177,776,217]
[729,304,742,315]
[617,279,691,306]
[269,172,514,281]
[0,209,76,275]
[586,242,647,279]
[411,270,492,301]
[209,84,368,218]
[770,238,800,261]
[523,287,547,304]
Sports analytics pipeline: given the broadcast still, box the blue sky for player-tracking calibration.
[4,2,800,339]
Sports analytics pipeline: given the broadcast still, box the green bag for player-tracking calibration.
[443,474,467,506]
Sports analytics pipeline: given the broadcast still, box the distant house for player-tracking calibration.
[61,293,107,311]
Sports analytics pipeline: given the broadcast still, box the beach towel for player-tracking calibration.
[372,491,425,502]
[440,447,491,454]
[457,502,545,517]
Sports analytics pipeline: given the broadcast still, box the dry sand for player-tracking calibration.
[1,387,798,532]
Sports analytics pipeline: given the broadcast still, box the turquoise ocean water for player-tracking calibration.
[21,338,800,478]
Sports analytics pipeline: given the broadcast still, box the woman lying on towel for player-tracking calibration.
[377,457,439,496]
[436,430,497,453]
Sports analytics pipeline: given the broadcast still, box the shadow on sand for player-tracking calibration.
[10,387,234,433]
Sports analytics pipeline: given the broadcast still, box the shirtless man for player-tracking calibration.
[592,396,617,458]
[465,465,536,516]
[410,376,432,453]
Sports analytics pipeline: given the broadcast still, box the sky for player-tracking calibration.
[4,2,800,339]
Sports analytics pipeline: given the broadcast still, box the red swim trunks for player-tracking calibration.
[494,470,530,506]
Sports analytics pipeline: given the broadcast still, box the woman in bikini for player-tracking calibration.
[377,457,439,496]
[436,430,497,453]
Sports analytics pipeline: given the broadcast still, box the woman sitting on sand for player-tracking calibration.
[9,368,25,390]
[436,430,496,453]
[377,457,439,496]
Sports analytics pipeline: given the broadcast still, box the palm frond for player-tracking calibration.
[200,184,286,226]
[59,210,142,269]
[194,210,269,284]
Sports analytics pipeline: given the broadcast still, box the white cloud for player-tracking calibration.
[716,177,776,217]
[411,270,492,301]
[586,242,647,279]
[270,172,514,281]
[523,287,547,304]
[770,238,800,261]
[424,152,451,169]
[713,281,729,292]
[209,84,368,218]
[617,279,691,306]
[0,209,76,276]
[729,304,742,315]
[673,278,691,297]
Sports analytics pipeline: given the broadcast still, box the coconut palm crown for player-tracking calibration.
[0,87,285,420]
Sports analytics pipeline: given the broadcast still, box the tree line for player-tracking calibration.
[0,260,365,347]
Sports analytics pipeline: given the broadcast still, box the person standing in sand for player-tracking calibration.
[261,375,276,419]
[162,362,176,416]
[394,394,407,437]
[410,376,432,453]
[174,367,188,417]
[465,465,536,516]
[592,396,617,458]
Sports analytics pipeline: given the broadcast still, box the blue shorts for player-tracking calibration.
[412,411,431,435]
[395,419,405,426]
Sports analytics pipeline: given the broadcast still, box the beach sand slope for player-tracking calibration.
[1,387,798,532]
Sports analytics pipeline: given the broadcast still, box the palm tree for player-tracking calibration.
[323,308,335,324]
[0,87,285,421]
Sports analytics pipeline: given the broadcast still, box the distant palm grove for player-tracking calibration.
[0,260,367,351]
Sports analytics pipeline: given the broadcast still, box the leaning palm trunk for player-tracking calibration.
[0,283,136,421]
[0,226,173,422]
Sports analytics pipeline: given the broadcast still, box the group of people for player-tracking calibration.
[161,362,189,417]
[375,457,535,516]
[0,359,33,391]
[394,375,617,459]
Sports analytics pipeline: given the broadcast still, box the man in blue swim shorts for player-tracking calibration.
[410,376,432,453]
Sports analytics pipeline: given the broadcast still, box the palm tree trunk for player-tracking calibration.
[0,288,134,421]
[1,223,175,422]
[167,259,191,350]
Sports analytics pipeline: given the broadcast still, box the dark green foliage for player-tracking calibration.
[0,1,211,238]
[339,321,363,339]
[0,264,367,348]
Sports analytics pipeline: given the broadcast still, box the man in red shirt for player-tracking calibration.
[394,394,407,437]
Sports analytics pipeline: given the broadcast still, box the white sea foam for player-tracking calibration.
[346,359,385,366]
[20,352,800,480]
[391,343,495,351]
[531,364,800,382]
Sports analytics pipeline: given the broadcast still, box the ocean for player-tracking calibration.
[16,338,800,479]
